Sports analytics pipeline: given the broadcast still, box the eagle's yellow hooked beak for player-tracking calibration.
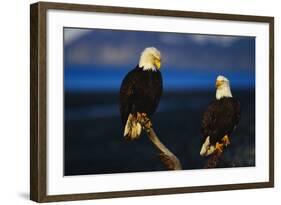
[154,58,161,70]
[216,80,224,88]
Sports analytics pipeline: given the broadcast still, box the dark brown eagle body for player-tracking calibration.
[119,66,163,126]
[201,97,241,145]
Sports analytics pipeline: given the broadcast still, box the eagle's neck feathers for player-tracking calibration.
[138,62,157,71]
[216,84,233,100]
[139,65,157,71]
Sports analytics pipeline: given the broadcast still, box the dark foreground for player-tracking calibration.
[64,90,255,175]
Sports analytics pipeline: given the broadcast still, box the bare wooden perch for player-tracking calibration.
[140,116,182,170]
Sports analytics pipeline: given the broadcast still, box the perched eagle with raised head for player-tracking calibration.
[119,47,163,140]
[200,75,241,156]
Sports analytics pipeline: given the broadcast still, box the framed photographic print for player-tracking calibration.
[30,1,274,202]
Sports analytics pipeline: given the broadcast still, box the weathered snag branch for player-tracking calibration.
[140,117,182,170]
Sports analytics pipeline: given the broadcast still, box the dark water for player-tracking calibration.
[64,90,255,175]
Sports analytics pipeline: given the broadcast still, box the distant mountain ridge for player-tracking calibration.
[64,28,255,72]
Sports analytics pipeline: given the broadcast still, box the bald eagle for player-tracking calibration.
[119,47,162,140]
[200,75,241,156]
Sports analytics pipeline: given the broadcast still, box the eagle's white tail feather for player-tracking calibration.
[124,114,142,140]
[200,136,215,156]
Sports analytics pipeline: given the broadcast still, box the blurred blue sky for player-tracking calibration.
[64,27,255,91]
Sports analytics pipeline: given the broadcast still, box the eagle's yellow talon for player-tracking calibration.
[222,135,230,147]
[215,142,224,153]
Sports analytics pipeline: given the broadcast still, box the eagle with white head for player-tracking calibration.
[200,75,241,156]
[119,47,163,140]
